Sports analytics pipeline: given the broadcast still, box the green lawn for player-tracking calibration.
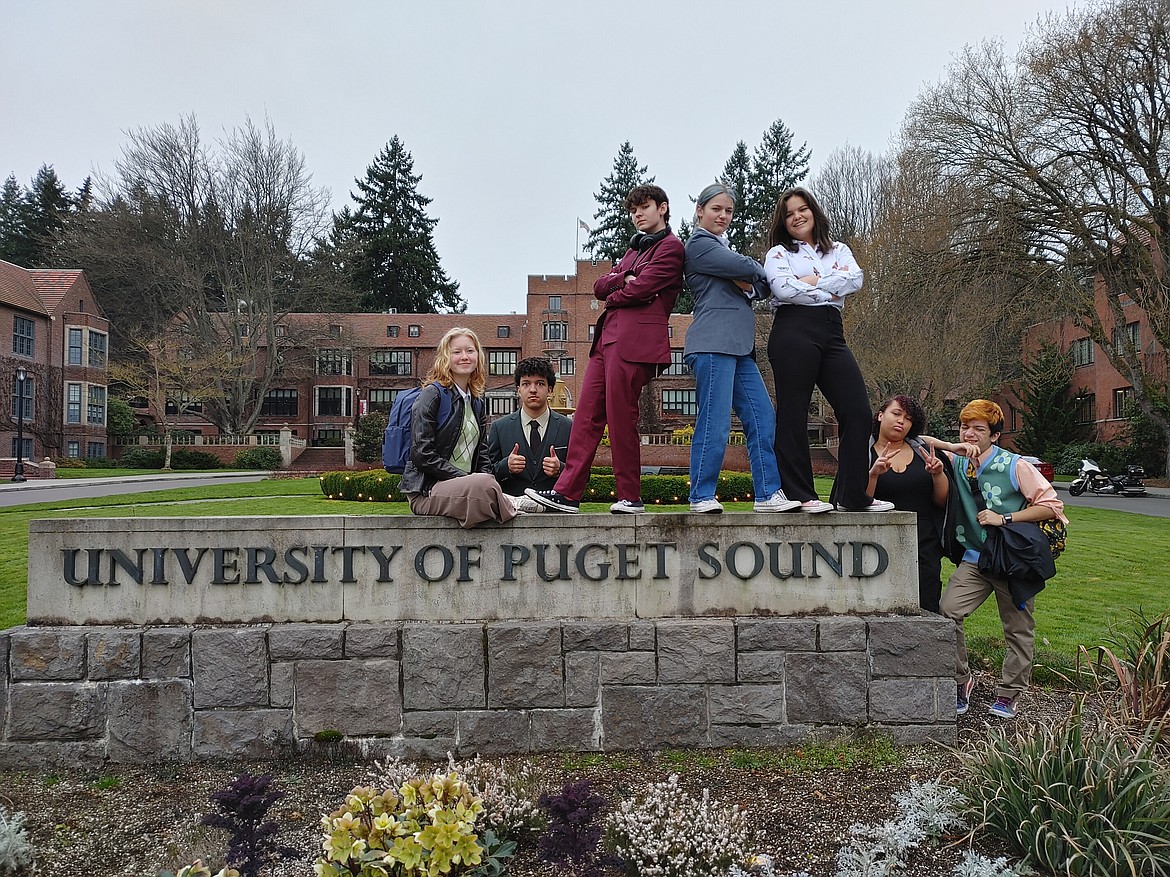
[1,477,1166,672]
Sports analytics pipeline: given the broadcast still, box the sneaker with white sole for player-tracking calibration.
[837,499,896,512]
[689,498,724,514]
[507,494,542,514]
[988,696,1017,719]
[754,490,802,513]
[524,488,580,513]
[800,499,835,514]
[610,499,645,514]
[956,677,976,716]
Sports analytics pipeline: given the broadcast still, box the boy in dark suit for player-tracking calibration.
[487,357,573,509]
[527,184,684,514]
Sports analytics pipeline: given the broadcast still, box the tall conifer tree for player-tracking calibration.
[586,141,654,263]
[339,136,464,313]
[744,119,811,254]
[720,141,753,255]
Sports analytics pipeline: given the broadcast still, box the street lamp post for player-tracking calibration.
[12,366,27,483]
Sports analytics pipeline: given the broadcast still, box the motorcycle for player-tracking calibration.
[1068,459,1147,497]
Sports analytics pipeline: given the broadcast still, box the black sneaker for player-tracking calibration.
[524,488,580,513]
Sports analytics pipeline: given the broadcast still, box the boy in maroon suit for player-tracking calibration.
[528,184,684,513]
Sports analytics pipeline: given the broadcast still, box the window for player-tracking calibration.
[86,442,106,460]
[329,324,343,338]
[588,326,595,341]
[668,326,674,339]
[13,316,34,357]
[316,349,352,376]
[1112,321,1140,354]
[488,395,515,416]
[497,326,510,338]
[315,428,343,446]
[87,385,106,425]
[408,325,421,338]
[488,350,517,376]
[367,388,400,413]
[387,325,400,338]
[549,295,563,311]
[11,376,33,420]
[663,350,691,376]
[560,357,575,376]
[543,322,568,342]
[11,437,33,459]
[237,323,250,339]
[88,331,107,367]
[66,383,82,424]
[275,324,287,337]
[1075,393,1096,424]
[260,389,299,417]
[369,349,412,376]
[1113,387,1135,419]
[68,328,83,365]
[1070,337,1094,367]
[316,386,352,417]
[66,441,80,459]
[165,393,203,415]
[662,389,697,416]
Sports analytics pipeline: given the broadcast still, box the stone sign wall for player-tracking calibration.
[27,513,919,625]
[0,616,955,766]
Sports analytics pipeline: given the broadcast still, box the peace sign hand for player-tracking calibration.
[869,444,898,477]
[919,440,944,476]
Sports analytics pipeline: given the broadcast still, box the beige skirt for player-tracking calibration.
[408,473,518,528]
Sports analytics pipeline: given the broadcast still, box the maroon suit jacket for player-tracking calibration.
[590,233,684,367]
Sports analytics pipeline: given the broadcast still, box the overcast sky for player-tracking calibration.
[1,0,1073,313]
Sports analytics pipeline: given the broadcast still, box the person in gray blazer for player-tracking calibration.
[487,357,573,507]
[684,182,801,514]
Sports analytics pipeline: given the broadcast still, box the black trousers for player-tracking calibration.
[767,305,872,509]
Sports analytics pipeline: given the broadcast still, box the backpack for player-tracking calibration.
[382,382,455,474]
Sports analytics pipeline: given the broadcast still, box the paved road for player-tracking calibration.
[1054,482,1170,518]
[0,471,271,508]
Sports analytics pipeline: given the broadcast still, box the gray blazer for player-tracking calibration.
[683,228,770,357]
[486,408,573,495]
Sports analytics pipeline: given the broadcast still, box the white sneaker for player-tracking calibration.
[800,500,835,514]
[754,490,802,513]
[508,494,542,514]
[689,498,724,514]
[610,499,645,514]
[838,498,896,512]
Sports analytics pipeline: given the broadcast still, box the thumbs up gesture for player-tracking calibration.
[507,442,527,473]
[543,445,563,476]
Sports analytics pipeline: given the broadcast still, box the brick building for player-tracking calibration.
[1012,282,1165,445]
[1,259,110,466]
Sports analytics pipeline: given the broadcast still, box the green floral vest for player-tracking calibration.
[954,446,1026,562]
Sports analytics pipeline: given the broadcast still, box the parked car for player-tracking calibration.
[1021,455,1055,482]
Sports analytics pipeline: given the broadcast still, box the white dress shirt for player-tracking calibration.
[764,240,864,310]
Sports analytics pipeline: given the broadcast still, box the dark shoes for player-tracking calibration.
[524,488,580,514]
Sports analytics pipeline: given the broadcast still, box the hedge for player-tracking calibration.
[318,470,758,504]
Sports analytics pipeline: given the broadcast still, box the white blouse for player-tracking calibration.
[764,240,864,310]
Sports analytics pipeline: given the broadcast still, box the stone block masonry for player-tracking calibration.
[0,617,955,766]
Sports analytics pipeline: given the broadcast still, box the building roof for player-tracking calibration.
[0,259,51,316]
[27,268,87,316]
[277,312,529,348]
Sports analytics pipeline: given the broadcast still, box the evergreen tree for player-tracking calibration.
[586,141,653,263]
[720,141,753,255]
[340,136,464,314]
[0,174,24,264]
[21,165,73,266]
[743,119,811,255]
[673,218,694,314]
[1016,342,1090,457]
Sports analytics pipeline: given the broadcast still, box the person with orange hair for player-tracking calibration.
[401,327,524,527]
[928,399,1066,720]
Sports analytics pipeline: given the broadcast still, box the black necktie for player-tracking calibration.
[529,420,541,454]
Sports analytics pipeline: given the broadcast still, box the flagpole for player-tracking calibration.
[575,217,580,262]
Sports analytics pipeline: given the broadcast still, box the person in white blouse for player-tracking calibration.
[763,187,893,513]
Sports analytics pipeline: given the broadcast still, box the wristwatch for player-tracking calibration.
[1002,513,1013,524]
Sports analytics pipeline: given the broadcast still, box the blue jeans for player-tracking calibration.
[686,352,781,502]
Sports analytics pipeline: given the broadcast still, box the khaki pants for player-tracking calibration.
[939,561,1035,700]
[408,473,517,528]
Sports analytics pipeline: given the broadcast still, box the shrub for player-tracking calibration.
[959,709,1170,876]
[315,774,485,876]
[51,456,87,468]
[1052,441,1127,476]
[1084,608,1170,741]
[234,447,282,470]
[604,774,748,877]
[82,456,119,468]
[537,780,622,876]
[354,413,388,464]
[201,773,291,877]
[0,806,32,877]
[118,447,165,469]
[170,449,222,470]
